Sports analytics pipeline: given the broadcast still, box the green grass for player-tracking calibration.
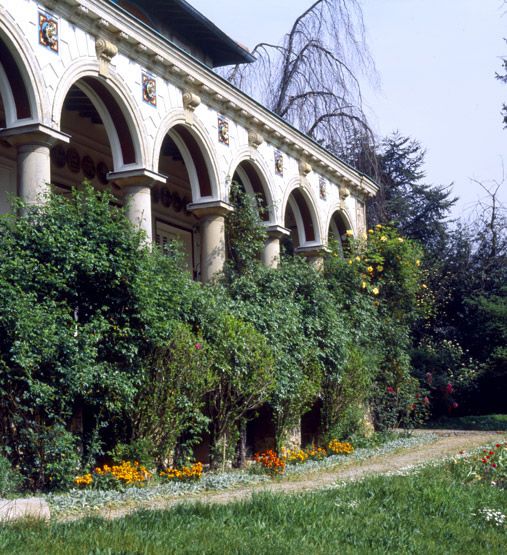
[1,461,506,554]
[426,414,507,431]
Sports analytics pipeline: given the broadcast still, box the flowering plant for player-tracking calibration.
[327,440,354,455]
[159,462,203,482]
[452,442,506,489]
[253,450,286,475]
[74,460,152,489]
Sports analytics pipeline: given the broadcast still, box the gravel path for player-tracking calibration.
[89,430,504,522]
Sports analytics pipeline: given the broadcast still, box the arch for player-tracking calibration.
[325,205,354,244]
[227,148,276,222]
[0,8,47,126]
[281,178,322,246]
[52,61,147,170]
[153,110,220,200]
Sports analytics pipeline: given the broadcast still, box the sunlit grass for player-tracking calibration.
[1,460,506,554]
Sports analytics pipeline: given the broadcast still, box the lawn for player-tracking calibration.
[1,456,505,554]
[426,414,507,431]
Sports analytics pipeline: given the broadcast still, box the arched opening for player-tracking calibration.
[154,124,216,279]
[328,210,350,256]
[0,34,35,214]
[231,160,271,221]
[0,36,33,124]
[283,188,317,253]
[0,91,16,214]
[52,77,140,199]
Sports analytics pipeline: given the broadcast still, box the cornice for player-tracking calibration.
[39,0,378,198]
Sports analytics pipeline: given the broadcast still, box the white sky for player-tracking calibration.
[191,0,507,218]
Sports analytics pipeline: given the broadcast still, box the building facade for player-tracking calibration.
[0,0,377,280]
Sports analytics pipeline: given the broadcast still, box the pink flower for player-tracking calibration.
[195,343,203,350]
[425,372,433,385]
[423,396,430,406]
[445,383,453,395]
[452,402,459,409]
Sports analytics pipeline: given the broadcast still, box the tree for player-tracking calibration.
[496,41,507,126]
[223,0,376,157]
[356,133,457,256]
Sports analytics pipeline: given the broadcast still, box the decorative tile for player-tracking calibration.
[274,150,284,177]
[218,114,230,145]
[142,72,157,107]
[319,176,327,200]
[38,10,59,53]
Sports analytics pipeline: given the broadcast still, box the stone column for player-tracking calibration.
[108,169,166,244]
[0,124,70,207]
[295,245,330,271]
[262,224,290,269]
[188,200,234,283]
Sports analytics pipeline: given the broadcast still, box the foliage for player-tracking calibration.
[131,323,213,466]
[202,311,276,467]
[8,455,507,554]
[74,461,152,490]
[159,462,203,482]
[326,224,429,432]
[0,185,201,489]
[253,450,286,476]
[451,442,507,490]
[0,454,24,497]
[224,181,267,276]
[357,133,457,256]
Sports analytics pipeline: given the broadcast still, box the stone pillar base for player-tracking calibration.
[262,224,290,268]
[188,200,234,282]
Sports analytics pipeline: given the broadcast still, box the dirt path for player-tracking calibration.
[65,430,505,522]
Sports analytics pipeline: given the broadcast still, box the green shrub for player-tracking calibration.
[0,454,24,496]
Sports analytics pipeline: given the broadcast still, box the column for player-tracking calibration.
[108,169,166,244]
[0,124,70,206]
[262,224,290,268]
[188,200,233,283]
[295,244,330,271]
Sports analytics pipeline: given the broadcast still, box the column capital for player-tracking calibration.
[295,244,330,257]
[264,224,290,239]
[107,168,166,188]
[187,199,234,218]
[0,123,70,148]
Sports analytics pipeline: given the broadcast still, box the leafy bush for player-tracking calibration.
[0,454,24,496]
[131,323,213,466]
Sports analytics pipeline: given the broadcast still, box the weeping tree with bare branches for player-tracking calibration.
[223,0,377,158]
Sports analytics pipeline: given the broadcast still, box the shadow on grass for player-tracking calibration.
[425,414,507,431]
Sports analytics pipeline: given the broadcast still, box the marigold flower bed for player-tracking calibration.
[255,440,354,475]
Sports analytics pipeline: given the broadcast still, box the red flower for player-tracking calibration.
[452,402,459,409]
[496,444,501,448]
[386,386,395,394]
[423,396,430,406]
[445,383,453,394]
[481,459,487,463]
[489,451,494,455]
[492,464,497,468]
[195,343,203,350]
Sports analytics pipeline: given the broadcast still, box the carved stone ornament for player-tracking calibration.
[319,176,327,200]
[274,151,283,176]
[218,115,230,146]
[182,91,201,112]
[95,38,118,77]
[248,131,263,149]
[299,161,312,176]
